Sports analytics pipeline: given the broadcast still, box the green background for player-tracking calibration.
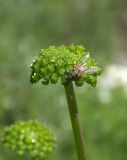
[0,0,127,159]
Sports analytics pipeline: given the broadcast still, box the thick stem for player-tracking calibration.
[64,82,87,160]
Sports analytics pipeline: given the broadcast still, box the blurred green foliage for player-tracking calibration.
[0,0,127,160]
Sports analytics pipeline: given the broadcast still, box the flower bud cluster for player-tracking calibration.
[30,45,101,87]
[2,120,56,159]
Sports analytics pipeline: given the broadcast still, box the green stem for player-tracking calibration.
[64,82,87,160]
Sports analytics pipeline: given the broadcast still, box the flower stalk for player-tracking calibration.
[64,81,86,160]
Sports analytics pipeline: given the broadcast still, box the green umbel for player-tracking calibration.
[2,120,56,160]
[30,45,101,87]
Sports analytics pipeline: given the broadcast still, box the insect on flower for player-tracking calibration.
[67,53,99,80]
